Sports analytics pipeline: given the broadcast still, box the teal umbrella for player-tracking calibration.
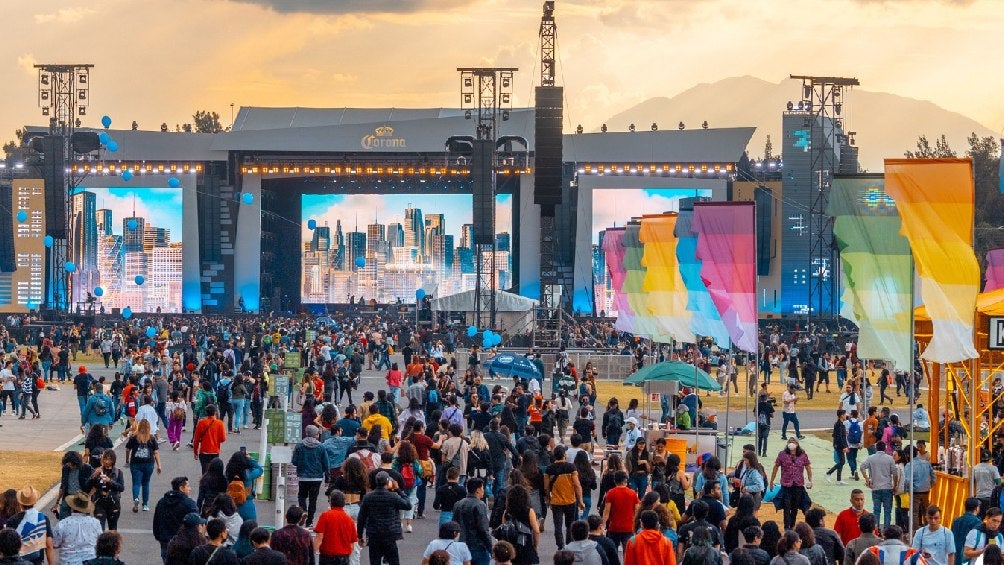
[623,360,721,391]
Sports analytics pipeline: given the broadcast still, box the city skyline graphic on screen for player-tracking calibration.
[69,187,184,313]
[301,193,513,304]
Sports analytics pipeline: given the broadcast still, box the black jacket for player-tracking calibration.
[356,487,411,540]
[454,495,492,552]
[239,547,288,565]
[153,490,199,543]
[484,430,516,473]
[832,421,848,451]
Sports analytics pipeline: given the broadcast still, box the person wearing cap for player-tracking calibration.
[5,486,54,565]
[624,417,642,451]
[165,513,209,565]
[291,424,331,527]
[153,477,199,560]
[74,366,94,433]
[357,471,412,565]
[52,492,102,565]
[313,490,358,565]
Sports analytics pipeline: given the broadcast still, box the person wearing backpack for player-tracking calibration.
[84,382,116,430]
[215,375,235,434]
[825,410,850,485]
[845,410,864,481]
[392,440,423,534]
[601,398,624,448]
[545,446,585,549]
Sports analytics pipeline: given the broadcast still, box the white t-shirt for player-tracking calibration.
[423,538,472,565]
[135,404,160,434]
[0,369,14,391]
[782,391,797,413]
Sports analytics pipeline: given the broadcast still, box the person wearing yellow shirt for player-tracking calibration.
[361,404,392,441]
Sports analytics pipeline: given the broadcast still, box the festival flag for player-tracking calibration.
[639,214,695,344]
[675,208,730,348]
[828,176,913,370]
[601,228,635,331]
[884,158,980,363]
[620,221,659,340]
[986,249,1004,292]
[691,202,757,353]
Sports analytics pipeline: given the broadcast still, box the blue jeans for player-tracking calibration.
[231,399,247,429]
[872,489,894,528]
[57,365,68,382]
[77,395,88,426]
[388,386,400,405]
[581,494,592,519]
[439,510,453,525]
[470,549,491,565]
[781,413,801,438]
[629,474,648,498]
[130,462,155,505]
[41,361,51,382]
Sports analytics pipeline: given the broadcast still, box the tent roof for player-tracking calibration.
[914,288,1004,320]
[431,289,537,312]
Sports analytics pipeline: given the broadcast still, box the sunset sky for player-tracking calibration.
[2,0,1003,145]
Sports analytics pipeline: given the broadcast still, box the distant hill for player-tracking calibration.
[602,76,995,171]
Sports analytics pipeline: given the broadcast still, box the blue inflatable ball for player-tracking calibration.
[354,256,365,268]
[467,325,477,337]
[127,219,138,230]
[99,132,110,144]
[134,275,145,285]
[121,170,133,181]
[122,306,132,320]
[482,337,492,349]
[44,235,54,248]
[16,210,27,223]
[146,326,157,338]
[101,115,112,129]
[241,192,254,205]
[168,177,180,188]
[106,140,119,152]
[64,261,76,273]
[307,219,317,230]
[416,288,426,301]
[494,334,503,346]
[94,287,104,297]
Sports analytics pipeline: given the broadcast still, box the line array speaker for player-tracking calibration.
[472,139,495,245]
[534,86,563,214]
[40,136,67,238]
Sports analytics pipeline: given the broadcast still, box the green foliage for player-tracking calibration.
[192,110,223,134]
[904,134,957,159]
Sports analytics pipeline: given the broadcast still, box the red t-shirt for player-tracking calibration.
[314,507,358,556]
[604,485,640,533]
[410,433,434,460]
[833,507,864,545]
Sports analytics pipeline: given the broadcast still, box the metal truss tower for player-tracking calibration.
[458,67,516,330]
[791,75,858,321]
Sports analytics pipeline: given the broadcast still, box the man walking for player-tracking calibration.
[192,404,227,473]
[845,513,883,565]
[357,471,412,565]
[833,489,870,545]
[905,449,936,530]
[860,441,898,529]
[756,385,775,458]
[152,477,199,561]
[545,445,585,549]
[453,478,493,565]
[601,470,640,552]
[825,410,850,485]
[972,453,1001,514]
[951,499,981,565]
[624,510,676,565]
[780,384,805,440]
[291,425,330,527]
[313,490,358,565]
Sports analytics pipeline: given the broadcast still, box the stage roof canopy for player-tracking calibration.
[431,289,537,313]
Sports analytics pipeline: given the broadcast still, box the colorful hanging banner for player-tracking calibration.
[884,158,979,363]
[601,228,634,330]
[986,248,1004,293]
[620,221,659,340]
[675,209,730,348]
[692,202,758,353]
[639,214,695,344]
[828,176,913,370]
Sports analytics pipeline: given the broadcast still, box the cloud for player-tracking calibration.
[15,54,37,76]
[33,7,97,24]
[227,0,475,14]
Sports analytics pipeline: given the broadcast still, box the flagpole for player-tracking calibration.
[724,345,734,468]
[908,251,916,538]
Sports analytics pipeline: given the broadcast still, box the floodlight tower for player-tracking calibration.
[458,67,516,330]
[35,64,93,312]
[790,74,858,323]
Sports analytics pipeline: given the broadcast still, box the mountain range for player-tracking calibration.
[602,76,996,171]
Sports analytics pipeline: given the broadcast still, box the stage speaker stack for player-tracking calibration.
[39,135,67,238]
[472,138,495,245]
[534,86,564,216]
[0,184,14,273]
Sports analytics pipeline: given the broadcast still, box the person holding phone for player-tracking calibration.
[912,505,955,565]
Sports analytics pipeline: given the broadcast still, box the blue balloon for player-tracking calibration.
[44,235,53,248]
[121,170,133,181]
[134,275,145,285]
[168,177,180,188]
[467,325,477,337]
[127,219,138,230]
[241,192,254,205]
[416,289,426,300]
[122,306,132,320]
[307,219,317,230]
[493,334,503,346]
[16,210,27,223]
[98,132,110,144]
[106,140,119,152]
[146,326,157,338]
[64,261,76,273]
[354,256,365,268]
[101,115,112,129]
[93,287,104,297]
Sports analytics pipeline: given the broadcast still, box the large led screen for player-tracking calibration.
[301,193,513,304]
[591,188,711,317]
[69,187,183,313]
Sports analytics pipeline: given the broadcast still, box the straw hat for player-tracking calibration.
[65,492,94,515]
[17,486,39,507]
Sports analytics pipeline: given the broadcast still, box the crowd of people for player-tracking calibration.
[0,312,985,565]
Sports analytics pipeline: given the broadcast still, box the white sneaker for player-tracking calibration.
[143,505,150,511]
[405,524,412,533]
[836,480,848,485]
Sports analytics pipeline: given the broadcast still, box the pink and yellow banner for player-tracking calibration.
[639,214,695,344]
[601,228,635,332]
[692,202,757,353]
[884,158,979,363]
[987,249,1004,293]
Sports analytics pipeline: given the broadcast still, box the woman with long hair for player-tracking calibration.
[332,456,369,520]
[626,437,650,497]
[165,517,208,565]
[467,431,491,491]
[664,452,691,513]
[300,394,317,438]
[634,491,675,540]
[225,450,262,521]
[503,484,540,565]
[761,521,782,558]
[165,391,187,451]
[573,450,596,520]
[83,424,113,467]
[197,457,227,514]
[518,451,547,530]
[398,398,426,433]
[738,451,767,510]
[209,493,243,545]
[393,440,422,533]
[232,519,257,559]
[770,530,810,565]
[53,450,91,519]
[598,453,624,514]
[695,455,730,507]
[0,489,20,524]
[89,450,125,531]
[683,526,722,565]
[124,418,161,513]
[724,494,761,552]
[795,522,827,565]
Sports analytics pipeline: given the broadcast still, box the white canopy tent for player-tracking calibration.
[431,290,537,335]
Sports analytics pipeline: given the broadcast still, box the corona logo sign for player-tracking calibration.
[360,126,407,150]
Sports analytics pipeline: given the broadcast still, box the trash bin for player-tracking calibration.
[716,437,729,464]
